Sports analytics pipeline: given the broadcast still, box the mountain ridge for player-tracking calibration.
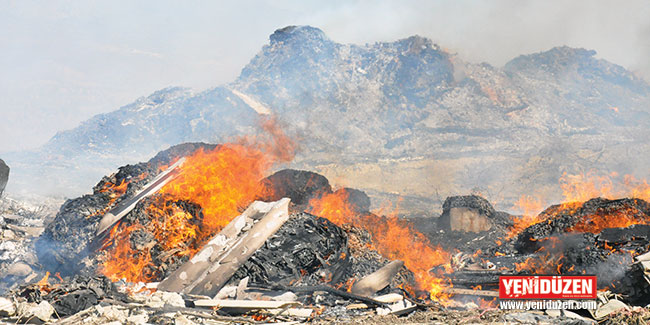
[6,25,650,213]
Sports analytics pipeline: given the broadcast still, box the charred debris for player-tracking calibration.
[1,143,650,323]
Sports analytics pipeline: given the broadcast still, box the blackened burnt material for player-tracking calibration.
[230,213,350,287]
[516,198,650,245]
[438,195,512,233]
[35,142,216,276]
[0,158,8,196]
[35,163,157,275]
[260,169,331,205]
[17,275,123,317]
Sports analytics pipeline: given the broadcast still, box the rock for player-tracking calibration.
[592,299,629,320]
[215,285,237,299]
[126,311,149,324]
[17,301,54,324]
[2,229,16,240]
[95,305,128,323]
[0,297,16,316]
[7,261,32,277]
[2,214,22,224]
[174,313,198,325]
[260,169,331,205]
[546,309,594,324]
[0,159,8,196]
[143,291,185,308]
[6,224,44,237]
[439,195,496,232]
[0,241,17,253]
[271,291,298,302]
[339,188,371,214]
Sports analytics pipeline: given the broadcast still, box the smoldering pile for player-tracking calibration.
[3,141,650,323]
[433,195,650,310]
[0,143,423,323]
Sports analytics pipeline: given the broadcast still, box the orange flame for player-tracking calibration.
[560,171,616,203]
[308,190,451,301]
[514,236,566,274]
[567,202,650,234]
[100,117,295,283]
[507,172,650,237]
[507,195,546,238]
[37,271,50,287]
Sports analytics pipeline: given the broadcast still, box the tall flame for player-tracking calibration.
[507,171,650,236]
[506,195,547,238]
[308,190,451,301]
[100,117,294,283]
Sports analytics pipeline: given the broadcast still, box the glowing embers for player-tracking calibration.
[567,201,650,234]
[507,172,650,238]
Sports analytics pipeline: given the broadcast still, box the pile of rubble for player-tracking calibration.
[0,194,61,294]
[3,143,650,323]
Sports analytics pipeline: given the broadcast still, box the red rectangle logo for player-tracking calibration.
[499,275,597,299]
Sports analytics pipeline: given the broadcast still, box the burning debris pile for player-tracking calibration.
[0,144,424,322]
[3,134,650,323]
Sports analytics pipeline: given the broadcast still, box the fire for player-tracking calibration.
[567,202,650,234]
[624,175,650,201]
[308,189,451,301]
[507,195,546,238]
[101,222,155,282]
[560,171,615,203]
[37,271,50,287]
[560,171,650,203]
[514,237,564,274]
[478,297,497,309]
[159,144,270,232]
[307,190,358,226]
[100,117,295,283]
[507,172,650,237]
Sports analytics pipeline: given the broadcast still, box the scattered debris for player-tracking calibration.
[3,143,650,323]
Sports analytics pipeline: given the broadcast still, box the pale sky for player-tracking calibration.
[1,0,649,153]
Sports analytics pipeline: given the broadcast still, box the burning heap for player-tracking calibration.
[4,122,650,322]
[20,116,454,321]
[36,146,433,297]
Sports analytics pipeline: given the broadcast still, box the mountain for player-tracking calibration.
[5,26,650,213]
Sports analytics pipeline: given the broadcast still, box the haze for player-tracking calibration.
[1,0,649,153]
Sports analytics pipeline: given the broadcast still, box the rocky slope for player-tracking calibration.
[5,26,650,212]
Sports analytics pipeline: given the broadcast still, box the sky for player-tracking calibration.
[1,0,649,153]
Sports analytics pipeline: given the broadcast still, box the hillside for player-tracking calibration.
[5,26,650,213]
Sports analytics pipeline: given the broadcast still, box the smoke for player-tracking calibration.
[2,1,649,154]
[309,0,650,79]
